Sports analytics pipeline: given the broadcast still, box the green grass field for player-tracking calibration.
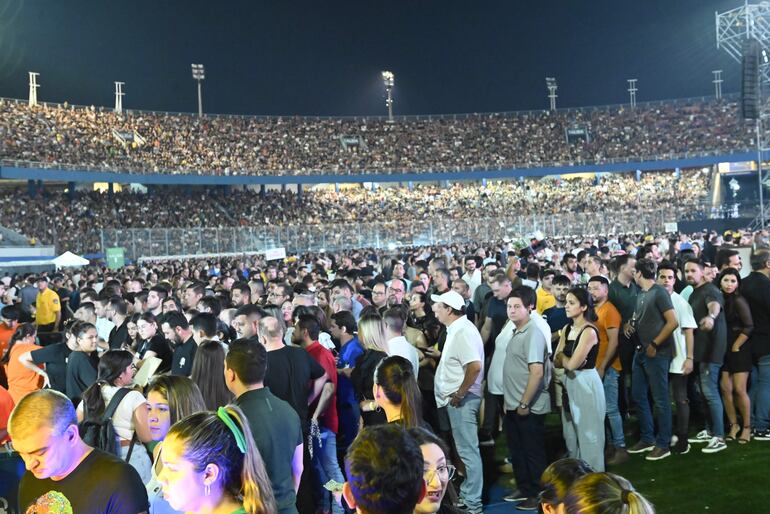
[491,414,770,514]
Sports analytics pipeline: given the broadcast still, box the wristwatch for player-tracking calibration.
[518,402,529,410]
[650,341,660,350]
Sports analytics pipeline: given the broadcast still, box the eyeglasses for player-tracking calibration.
[424,464,455,483]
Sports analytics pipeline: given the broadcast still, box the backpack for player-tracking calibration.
[79,387,132,457]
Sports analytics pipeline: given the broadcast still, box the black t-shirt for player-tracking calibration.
[264,345,325,435]
[30,343,72,394]
[171,337,197,376]
[18,448,149,514]
[688,283,727,365]
[139,335,173,373]
[107,321,130,350]
[66,351,98,404]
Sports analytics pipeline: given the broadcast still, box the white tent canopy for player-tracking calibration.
[52,251,89,268]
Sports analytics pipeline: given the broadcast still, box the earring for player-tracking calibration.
[204,484,210,497]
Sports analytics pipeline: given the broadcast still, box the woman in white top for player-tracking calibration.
[78,349,154,483]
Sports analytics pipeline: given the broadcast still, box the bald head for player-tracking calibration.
[9,389,77,439]
[258,316,284,340]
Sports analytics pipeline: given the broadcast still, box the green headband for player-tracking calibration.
[217,407,247,454]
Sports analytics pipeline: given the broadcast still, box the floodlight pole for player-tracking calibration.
[627,79,638,108]
[114,82,125,114]
[545,77,557,111]
[191,64,205,117]
[28,72,40,107]
[712,70,723,99]
[382,71,395,123]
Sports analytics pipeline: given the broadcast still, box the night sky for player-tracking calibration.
[0,0,747,116]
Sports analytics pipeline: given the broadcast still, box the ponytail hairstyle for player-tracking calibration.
[563,472,655,514]
[566,287,598,323]
[167,405,276,514]
[539,458,594,508]
[81,350,134,420]
[1,323,37,364]
[374,355,423,428]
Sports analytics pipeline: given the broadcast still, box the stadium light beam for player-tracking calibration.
[545,77,557,111]
[191,64,205,117]
[382,70,395,123]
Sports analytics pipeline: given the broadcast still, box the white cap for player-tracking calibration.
[430,290,465,311]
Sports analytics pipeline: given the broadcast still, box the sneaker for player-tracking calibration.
[479,438,495,447]
[606,447,630,465]
[672,438,691,455]
[503,489,527,502]
[702,437,727,454]
[645,446,671,461]
[688,430,712,443]
[627,441,655,454]
[670,434,679,447]
[517,497,541,511]
[753,429,770,441]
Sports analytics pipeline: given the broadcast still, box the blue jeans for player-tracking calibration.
[750,354,770,431]
[312,428,345,514]
[699,362,725,438]
[603,367,625,448]
[631,351,672,448]
[446,394,483,511]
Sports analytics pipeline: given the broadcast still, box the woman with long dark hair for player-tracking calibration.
[145,375,207,513]
[717,268,754,443]
[190,340,234,410]
[2,323,42,404]
[79,349,154,482]
[408,427,464,514]
[373,355,424,428]
[136,312,173,374]
[554,287,606,471]
[157,405,277,514]
[65,321,100,405]
[538,458,594,514]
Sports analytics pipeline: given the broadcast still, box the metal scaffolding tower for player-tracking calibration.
[716,2,770,229]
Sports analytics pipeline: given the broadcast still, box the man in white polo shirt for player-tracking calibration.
[432,290,484,514]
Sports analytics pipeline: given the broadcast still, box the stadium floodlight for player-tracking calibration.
[191,64,205,117]
[712,70,723,99]
[114,82,125,114]
[28,72,40,107]
[545,77,557,111]
[627,79,638,108]
[382,70,395,123]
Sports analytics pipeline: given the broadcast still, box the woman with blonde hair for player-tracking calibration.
[563,472,655,514]
[351,309,388,426]
[158,405,277,514]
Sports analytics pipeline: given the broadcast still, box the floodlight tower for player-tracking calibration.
[716,3,770,229]
[114,82,125,114]
[627,79,638,108]
[712,70,723,99]
[545,77,558,111]
[382,70,395,123]
[28,72,40,106]
[191,64,205,117]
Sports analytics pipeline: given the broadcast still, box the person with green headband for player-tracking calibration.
[157,404,277,514]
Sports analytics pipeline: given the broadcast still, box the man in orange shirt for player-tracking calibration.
[0,306,18,358]
[0,384,13,444]
[587,276,626,465]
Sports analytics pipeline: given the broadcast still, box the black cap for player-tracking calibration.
[1,306,20,321]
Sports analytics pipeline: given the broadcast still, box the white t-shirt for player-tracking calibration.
[462,269,482,297]
[530,311,554,355]
[434,316,485,408]
[488,320,515,395]
[78,385,147,441]
[669,292,697,374]
[387,336,420,379]
[96,317,116,343]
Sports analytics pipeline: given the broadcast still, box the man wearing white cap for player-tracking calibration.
[431,290,484,514]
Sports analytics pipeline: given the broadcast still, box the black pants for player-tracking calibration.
[670,373,690,438]
[480,391,504,441]
[504,411,547,498]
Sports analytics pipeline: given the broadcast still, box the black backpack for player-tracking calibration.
[79,387,132,457]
